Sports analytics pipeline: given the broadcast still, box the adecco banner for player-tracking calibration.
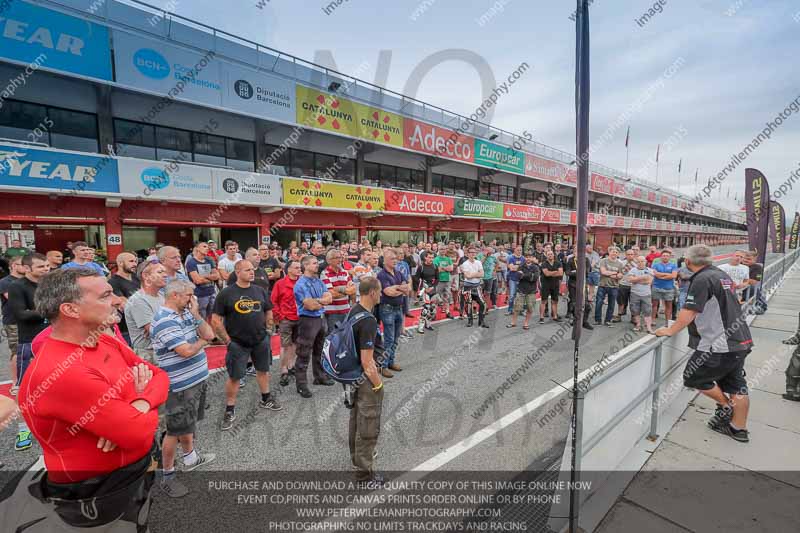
[454,197,503,218]
[403,119,474,163]
[0,144,118,193]
[474,139,524,174]
[295,86,403,147]
[117,158,213,201]
[114,31,222,108]
[282,178,384,211]
[213,169,281,206]
[0,1,112,80]
[221,63,295,124]
[385,190,454,216]
[524,154,576,184]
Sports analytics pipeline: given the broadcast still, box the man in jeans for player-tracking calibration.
[651,249,678,327]
[614,248,637,322]
[185,242,220,320]
[506,245,524,315]
[292,255,335,398]
[377,249,411,378]
[594,246,624,327]
[656,244,754,443]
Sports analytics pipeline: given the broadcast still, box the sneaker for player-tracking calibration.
[246,365,257,377]
[221,410,236,431]
[380,368,394,378]
[239,377,246,388]
[708,403,733,429]
[288,368,296,376]
[260,395,283,411]
[446,313,454,319]
[611,316,622,323]
[297,385,313,398]
[710,422,750,443]
[279,374,290,387]
[184,452,216,472]
[15,430,32,451]
[388,364,402,372]
[160,475,189,498]
[594,320,602,326]
[553,316,562,322]
[539,318,544,324]
[782,334,800,345]
[313,378,335,386]
[605,322,615,328]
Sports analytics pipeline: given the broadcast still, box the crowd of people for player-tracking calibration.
[0,234,769,515]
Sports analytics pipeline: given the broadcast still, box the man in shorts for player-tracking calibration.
[586,244,601,302]
[212,260,282,431]
[651,249,678,327]
[508,252,540,330]
[539,249,563,324]
[614,248,637,322]
[656,244,753,443]
[432,247,454,319]
[0,256,26,394]
[272,260,301,387]
[625,256,655,333]
[151,279,217,497]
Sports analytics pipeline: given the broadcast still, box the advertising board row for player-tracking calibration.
[0,1,742,224]
[0,143,742,235]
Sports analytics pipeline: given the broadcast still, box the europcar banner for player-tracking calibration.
[790,212,800,250]
[769,200,786,253]
[745,168,771,265]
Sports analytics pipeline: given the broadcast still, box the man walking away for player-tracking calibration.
[594,246,624,327]
[347,277,385,486]
[213,260,282,430]
[126,263,167,363]
[151,280,217,496]
[109,252,140,346]
[7,253,50,450]
[656,244,753,443]
[293,255,335,397]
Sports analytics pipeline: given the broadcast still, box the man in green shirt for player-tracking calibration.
[432,247,454,319]
[481,245,498,308]
[3,240,28,261]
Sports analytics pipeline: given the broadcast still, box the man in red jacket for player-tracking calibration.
[271,259,300,387]
[16,267,168,529]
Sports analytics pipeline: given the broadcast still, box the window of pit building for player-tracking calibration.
[0,99,99,153]
[433,174,478,197]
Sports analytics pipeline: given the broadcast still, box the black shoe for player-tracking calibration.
[582,322,594,330]
[782,393,800,402]
[553,316,562,322]
[288,368,296,376]
[357,473,385,489]
[708,403,733,429]
[446,313,454,319]
[297,385,313,398]
[710,422,750,443]
[279,374,290,387]
[594,320,602,326]
[313,378,335,386]
[539,318,545,324]
[480,322,490,329]
[782,334,800,345]
[605,322,615,328]
[466,319,473,327]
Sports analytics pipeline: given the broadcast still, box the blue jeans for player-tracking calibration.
[678,289,688,310]
[507,279,519,312]
[594,286,618,323]
[197,293,216,320]
[380,304,404,368]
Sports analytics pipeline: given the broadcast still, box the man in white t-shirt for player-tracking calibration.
[718,250,750,302]
[217,240,243,286]
[459,246,487,328]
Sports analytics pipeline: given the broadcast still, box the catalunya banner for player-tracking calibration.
[745,168,771,265]
[769,200,786,253]
[790,212,800,250]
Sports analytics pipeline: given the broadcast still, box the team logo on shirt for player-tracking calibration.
[234,297,262,314]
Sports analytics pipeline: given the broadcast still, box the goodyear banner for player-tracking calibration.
[769,200,786,253]
[295,86,402,147]
[282,178,385,212]
[454,197,503,218]
[474,140,524,174]
[790,212,800,250]
[745,168,771,264]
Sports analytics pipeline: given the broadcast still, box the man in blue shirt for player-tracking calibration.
[185,242,220,320]
[60,241,105,276]
[377,249,411,377]
[292,255,334,398]
[150,279,216,498]
[651,249,678,327]
[506,245,524,315]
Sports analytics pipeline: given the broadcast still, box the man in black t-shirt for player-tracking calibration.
[656,244,753,443]
[539,250,563,324]
[211,260,281,432]
[261,245,284,290]
[508,253,540,329]
[228,248,270,293]
[347,277,385,485]
[565,246,594,329]
[108,252,141,347]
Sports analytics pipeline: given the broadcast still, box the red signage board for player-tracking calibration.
[403,118,474,163]
[590,173,614,194]
[384,190,454,216]
[503,203,540,222]
[524,154,576,184]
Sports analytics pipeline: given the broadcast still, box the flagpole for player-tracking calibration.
[625,143,630,180]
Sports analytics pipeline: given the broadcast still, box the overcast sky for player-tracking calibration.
[159,0,800,215]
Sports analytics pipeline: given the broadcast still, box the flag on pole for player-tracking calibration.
[694,168,698,184]
[656,144,660,162]
[678,159,682,173]
[727,187,730,198]
[625,126,630,148]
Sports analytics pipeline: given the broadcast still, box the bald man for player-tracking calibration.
[108,252,141,346]
[45,250,63,271]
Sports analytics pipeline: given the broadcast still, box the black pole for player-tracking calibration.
[571,0,590,531]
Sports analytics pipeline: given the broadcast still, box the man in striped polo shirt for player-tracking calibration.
[321,248,356,332]
[151,279,217,498]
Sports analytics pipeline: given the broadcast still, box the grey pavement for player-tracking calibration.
[595,261,800,532]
